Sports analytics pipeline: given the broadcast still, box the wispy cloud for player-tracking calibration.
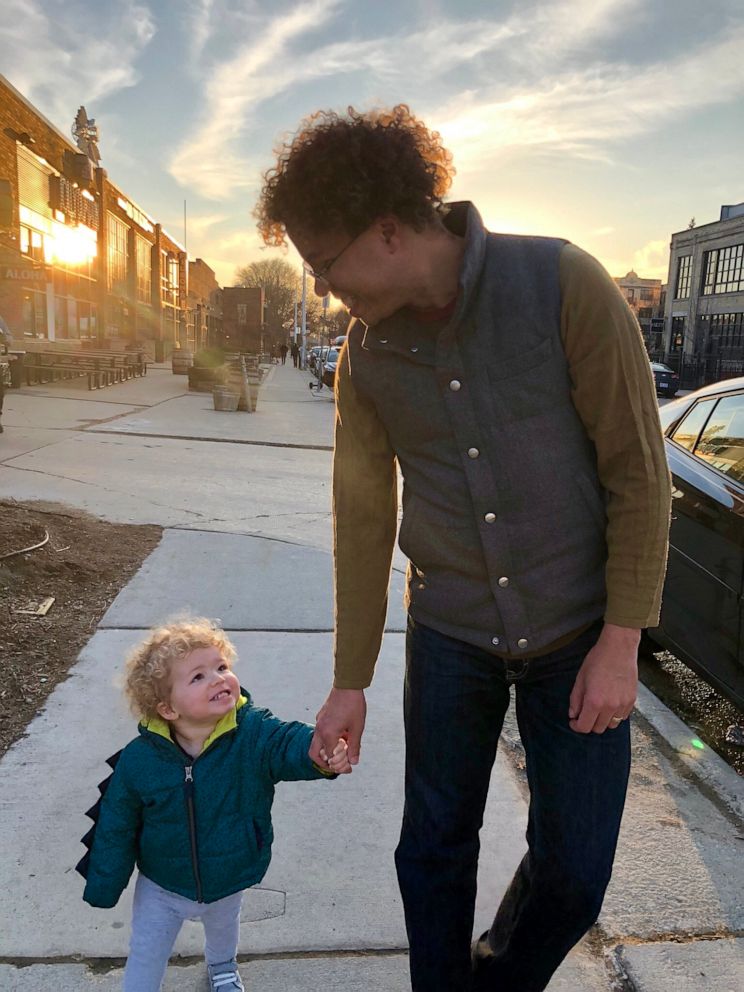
[0,0,156,128]
[433,24,744,173]
[187,0,217,61]
[169,0,345,198]
[166,0,685,201]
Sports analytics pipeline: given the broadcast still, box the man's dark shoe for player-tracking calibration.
[471,931,495,989]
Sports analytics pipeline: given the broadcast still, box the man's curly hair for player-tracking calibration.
[256,105,455,247]
[124,617,237,721]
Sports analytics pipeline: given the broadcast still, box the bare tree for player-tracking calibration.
[236,258,331,341]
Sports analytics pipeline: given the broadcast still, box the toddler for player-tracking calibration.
[77,617,350,991]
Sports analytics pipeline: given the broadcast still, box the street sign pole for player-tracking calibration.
[301,266,307,368]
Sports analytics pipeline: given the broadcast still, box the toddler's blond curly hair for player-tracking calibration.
[124,617,237,720]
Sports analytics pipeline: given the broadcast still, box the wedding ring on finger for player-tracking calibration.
[609,716,623,725]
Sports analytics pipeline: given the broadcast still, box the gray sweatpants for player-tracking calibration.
[123,873,243,991]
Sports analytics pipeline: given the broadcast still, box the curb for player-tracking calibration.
[634,682,744,822]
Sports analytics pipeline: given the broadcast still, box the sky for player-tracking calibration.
[1,0,743,288]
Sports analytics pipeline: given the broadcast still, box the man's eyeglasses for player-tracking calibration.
[302,230,362,283]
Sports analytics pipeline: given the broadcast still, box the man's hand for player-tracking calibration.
[310,687,367,767]
[568,623,639,734]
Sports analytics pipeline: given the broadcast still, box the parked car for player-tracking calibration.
[321,348,340,388]
[333,335,347,347]
[651,361,679,397]
[308,345,329,371]
[647,377,744,710]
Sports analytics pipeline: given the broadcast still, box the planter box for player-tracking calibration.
[213,386,240,412]
[188,365,227,391]
[172,350,193,375]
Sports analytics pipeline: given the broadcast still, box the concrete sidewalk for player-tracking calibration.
[1,362,743,991]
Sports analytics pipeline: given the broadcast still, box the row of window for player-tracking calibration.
[20,289,97,340]
[675,242,744,299]
[623,287,657,302]
[107,212,178,304]
[700,312,744,351]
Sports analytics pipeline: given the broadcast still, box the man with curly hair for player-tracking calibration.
[256,105,670,992]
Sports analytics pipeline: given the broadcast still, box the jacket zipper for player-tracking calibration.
[183,764,203,902]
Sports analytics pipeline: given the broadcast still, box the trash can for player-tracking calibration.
[8,351,25,388]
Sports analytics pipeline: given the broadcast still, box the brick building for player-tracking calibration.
[0,74,187,358]
[187,258,222,351]
[613,270,663,346]
[221,286,264,352]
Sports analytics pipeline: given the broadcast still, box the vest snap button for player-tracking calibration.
[410,346,419,353]
[379,338,388,344]
[517,638,529,649]
[498,576,509,587]
[491,636,500,646]
[484,512,496,523]
[467,447,480,459]
[449,379,461,391]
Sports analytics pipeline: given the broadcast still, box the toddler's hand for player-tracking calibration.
[319,738,352,775]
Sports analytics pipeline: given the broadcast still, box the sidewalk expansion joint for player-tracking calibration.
[0,948,410,973]
[604,928,744,947]
[87,428,334,451]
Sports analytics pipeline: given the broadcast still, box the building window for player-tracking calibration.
[78,301,97,339]
[168,256,179,301]
[237,303,248,325]
[161,252,179,307]
[21,289,48,338]
[136,235,152,305]
[700,312,744,354]
[675,255,692,299]
[20,224,46,262]
[701,244,744,295]
[107,213,128,291]
[640,288,654,301]
[670,316,685,351]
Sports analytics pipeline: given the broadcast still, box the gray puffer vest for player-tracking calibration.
[346,202,607,656]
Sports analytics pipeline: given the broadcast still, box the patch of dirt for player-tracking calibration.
[0,499,161,757]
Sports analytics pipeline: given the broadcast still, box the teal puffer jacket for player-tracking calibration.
[80,692,331,907]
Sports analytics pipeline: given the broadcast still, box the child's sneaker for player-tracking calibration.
[208,959,245,991]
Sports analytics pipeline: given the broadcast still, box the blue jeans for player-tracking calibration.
[394,618,631,992]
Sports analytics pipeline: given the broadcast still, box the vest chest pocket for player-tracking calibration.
[484,335,572,424]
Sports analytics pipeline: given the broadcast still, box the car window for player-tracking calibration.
[659,397,691,432]
[694,394,744,485]
[326,349,339,361]
[670,398,717,451]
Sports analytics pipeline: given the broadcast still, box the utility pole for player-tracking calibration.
[301,265,307,368]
